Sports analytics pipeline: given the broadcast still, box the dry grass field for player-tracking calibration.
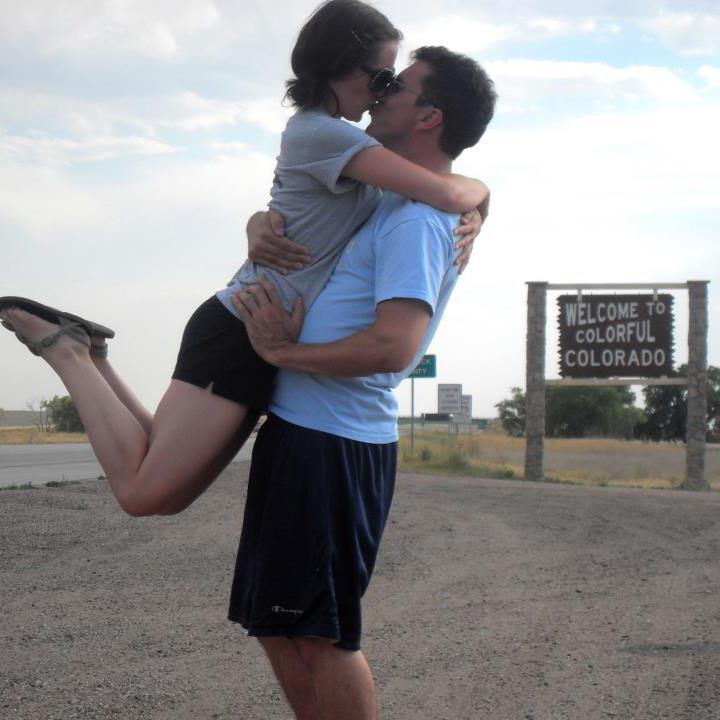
[2,424,719,491]
[399,430,720,491]
[0,426,89,445]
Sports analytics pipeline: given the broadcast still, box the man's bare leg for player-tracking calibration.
[294,638,377,720]
[258,637,320,720]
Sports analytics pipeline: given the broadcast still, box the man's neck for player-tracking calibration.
[387,137,452,174]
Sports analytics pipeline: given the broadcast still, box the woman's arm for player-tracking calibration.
[342,145,488,213]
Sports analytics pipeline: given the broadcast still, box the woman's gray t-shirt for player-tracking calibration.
[216,109,383,315]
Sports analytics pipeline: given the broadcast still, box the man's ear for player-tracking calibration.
[417,106,443,131]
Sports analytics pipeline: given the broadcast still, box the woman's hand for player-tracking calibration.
[453,189,490,274]
[247,210,311,274]
[453,208,481,275]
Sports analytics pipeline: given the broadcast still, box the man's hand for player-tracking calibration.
[231,276,305,365]
[247,210,311,275]
[453,193,489,274]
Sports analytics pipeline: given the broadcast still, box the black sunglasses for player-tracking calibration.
[361,65,397,94]
[383,76,440,110]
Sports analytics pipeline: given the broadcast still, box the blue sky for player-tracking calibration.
[1,0,718,417]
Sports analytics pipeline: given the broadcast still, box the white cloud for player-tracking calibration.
[0,145,274,239]
[0,134,176,167]
[527,17,598,36]
[488,59,696,106]
[642,12,720,56]
[699,65,720,87]
[469,103,720,220]
[0,86,290,165]
[402,16,515,55]
[170,91,243,131]
[161,92,292,134]
[210,141,248,155]
[1,0,220,59]
[237,98,295,135]
[400,13,606,57]
[0,162,104,237]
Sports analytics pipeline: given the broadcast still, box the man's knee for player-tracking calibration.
[258,636,293,655]
[292,637,341,671]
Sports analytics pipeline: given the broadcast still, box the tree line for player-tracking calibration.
[495,365,720,442]
[24,395,85,433]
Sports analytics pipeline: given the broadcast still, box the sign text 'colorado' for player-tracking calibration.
[558,294,674,378]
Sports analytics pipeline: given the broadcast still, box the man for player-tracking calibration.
[231,47,496,720]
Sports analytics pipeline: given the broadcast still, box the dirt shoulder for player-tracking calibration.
[2,465,720,719]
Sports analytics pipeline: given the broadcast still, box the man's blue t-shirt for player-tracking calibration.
[269,192,461,444]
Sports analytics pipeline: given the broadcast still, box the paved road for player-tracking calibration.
[0,440,255,488]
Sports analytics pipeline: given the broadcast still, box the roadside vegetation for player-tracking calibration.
[399,430,720,491]
[4,386,719,492]
[495,366,720,442]
[0,395,87,444]
[0,478,81,491]
[0,427,88,445]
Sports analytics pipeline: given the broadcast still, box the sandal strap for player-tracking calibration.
[21,319,90,355]
[90,339,109,358]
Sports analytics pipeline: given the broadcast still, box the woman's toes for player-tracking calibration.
[1,308,90,357]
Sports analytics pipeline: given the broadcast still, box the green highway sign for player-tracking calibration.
[409,354,436,379]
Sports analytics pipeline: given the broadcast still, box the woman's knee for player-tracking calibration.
[115,483,168,517]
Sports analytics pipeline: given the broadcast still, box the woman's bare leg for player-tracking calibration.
[90,354,154,435]
[2,308,255,516]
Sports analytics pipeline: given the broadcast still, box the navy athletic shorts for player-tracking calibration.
[228,414,397,651]
[171,296,277,412]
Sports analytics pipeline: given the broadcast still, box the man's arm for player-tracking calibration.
[246,210,311,274]
[233,277,431,377]
[248,197,487,277]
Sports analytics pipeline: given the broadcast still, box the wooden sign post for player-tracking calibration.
[525,281,710,489]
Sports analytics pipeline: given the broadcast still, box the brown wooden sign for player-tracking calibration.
[558,294,674,378]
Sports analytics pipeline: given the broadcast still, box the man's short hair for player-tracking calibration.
[412,46,497,159]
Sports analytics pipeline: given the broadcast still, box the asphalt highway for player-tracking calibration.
[0,440,255,488]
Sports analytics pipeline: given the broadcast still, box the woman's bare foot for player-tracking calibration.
[0,307,91,362]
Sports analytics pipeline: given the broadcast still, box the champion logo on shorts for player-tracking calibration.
[271,605,304,616]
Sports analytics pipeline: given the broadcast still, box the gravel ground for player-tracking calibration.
[2,464,720,719]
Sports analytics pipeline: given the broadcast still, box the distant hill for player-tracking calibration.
[0,410,39,428]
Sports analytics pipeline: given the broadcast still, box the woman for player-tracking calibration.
[0,0,488,517]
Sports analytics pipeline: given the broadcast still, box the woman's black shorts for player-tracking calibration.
[171,296,277,412]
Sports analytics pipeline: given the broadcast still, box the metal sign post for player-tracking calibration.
[438,384,463,438]
[460,395,473,438]
[408,355,437,451]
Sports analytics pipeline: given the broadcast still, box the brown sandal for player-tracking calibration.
[2,316,91,356]
[0,297,114,339]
